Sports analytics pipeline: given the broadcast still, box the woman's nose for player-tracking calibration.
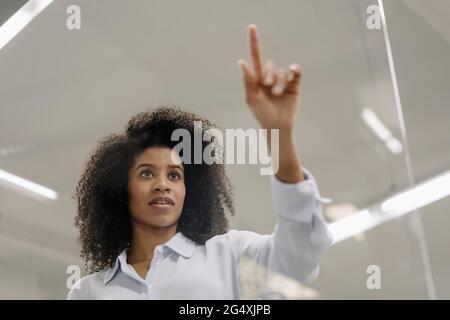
[152,177,170,193]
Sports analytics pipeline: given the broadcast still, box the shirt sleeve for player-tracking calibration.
[227,167,333,285]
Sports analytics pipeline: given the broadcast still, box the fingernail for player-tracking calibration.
[289,63,299,71]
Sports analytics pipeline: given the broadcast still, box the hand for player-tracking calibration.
[238,24,302,132]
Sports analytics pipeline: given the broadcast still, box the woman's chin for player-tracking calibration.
[146,214,178,228]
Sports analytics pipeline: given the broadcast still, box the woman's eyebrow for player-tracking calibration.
[168,164,184,172]
[135,163,156,170]
[135,163,183,172]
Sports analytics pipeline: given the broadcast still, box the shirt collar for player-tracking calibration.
[103,232,196,285]
[163,231,196,258]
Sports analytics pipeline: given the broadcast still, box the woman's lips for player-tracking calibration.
[149,203,173,210]
[148,196,174,211]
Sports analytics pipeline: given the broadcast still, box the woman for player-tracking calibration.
[67,24,333,299]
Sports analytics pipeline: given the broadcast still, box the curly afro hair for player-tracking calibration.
[74,106,235,273]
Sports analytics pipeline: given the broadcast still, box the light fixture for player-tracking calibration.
[0,169,58,200]
[361,108,403,155]
[0,0,54,51]
[328,210,371,244]
[381,170,450,216]
[329,170,450,244]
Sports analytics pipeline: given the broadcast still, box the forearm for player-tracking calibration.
[267,128,304,183]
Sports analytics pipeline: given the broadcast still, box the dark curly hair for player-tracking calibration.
[74,106,235,273]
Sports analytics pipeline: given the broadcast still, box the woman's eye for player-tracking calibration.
[140,170,153,178]
[169,171,181,180]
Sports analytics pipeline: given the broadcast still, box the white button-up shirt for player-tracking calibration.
[67,168,333,299]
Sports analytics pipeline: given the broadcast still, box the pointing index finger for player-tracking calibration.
[248,24,263,81]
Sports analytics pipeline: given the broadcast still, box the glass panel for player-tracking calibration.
[306,0,432,299]
[382,0,450,299]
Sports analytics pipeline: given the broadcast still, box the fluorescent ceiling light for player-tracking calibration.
[385,137,403,155]
[328,210,371,244]
[361,108,403,155]
[329,170,450,244]
[0,169,58,200]
[361,108,391,140]
[381,170,450,216]
[0,0,54,51]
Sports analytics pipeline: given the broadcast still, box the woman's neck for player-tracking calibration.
[127,222,177,264]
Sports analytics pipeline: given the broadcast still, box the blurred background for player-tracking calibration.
[0,0,449,299]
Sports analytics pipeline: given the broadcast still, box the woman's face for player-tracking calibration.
[128,146,186,229]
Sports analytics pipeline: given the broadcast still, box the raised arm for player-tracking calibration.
[231,24,333,284]
[238,24,303,183]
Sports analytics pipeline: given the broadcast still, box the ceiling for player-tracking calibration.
[0,0,449,299]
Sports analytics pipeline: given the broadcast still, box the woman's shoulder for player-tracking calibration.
[206,229,271,251]
[205,229,249,243]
